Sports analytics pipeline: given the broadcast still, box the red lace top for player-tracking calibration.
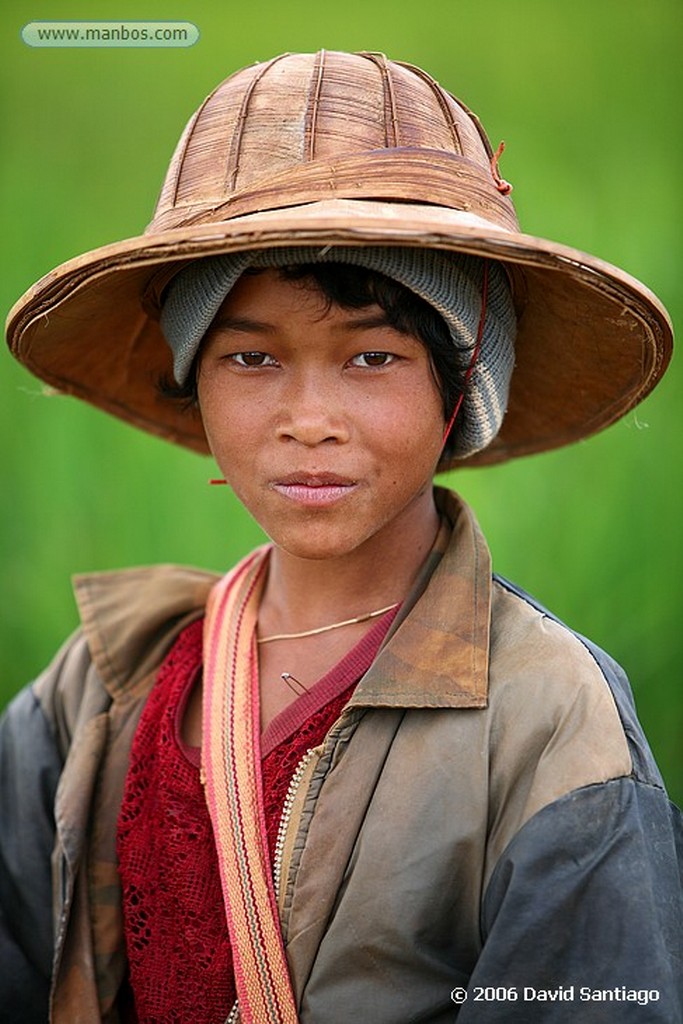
[117,609,397,1024]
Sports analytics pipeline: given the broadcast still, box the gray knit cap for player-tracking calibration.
[160,246,516,458]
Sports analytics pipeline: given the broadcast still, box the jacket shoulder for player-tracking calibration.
[484,574,670,870]
[491,573,663,784]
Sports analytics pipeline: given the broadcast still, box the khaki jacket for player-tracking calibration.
[1,490,681,1022]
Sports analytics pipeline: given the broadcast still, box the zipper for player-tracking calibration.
[272,708,362,898]
[225,1000,239,1023]
[273,748,317,899]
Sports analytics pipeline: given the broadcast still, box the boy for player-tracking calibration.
[2,50,681,1023]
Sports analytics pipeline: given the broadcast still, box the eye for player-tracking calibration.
[229,351,278,368]
[349,352,397,368]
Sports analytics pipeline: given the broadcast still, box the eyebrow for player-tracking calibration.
[341,313,394,330]
[209,312,395,333]
[209,316,272,334]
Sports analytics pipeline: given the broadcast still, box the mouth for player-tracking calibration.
[270,472,358,507]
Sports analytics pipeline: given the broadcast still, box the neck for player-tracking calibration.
[258,488,441,634]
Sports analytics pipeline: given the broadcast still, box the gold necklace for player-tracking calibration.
[257,603,399,644]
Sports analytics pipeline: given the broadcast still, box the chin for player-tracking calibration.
[268,522,371,563]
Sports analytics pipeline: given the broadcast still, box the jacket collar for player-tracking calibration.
[73,564,217,699]
[351,487,491,709]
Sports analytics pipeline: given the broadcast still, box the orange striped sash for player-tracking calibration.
[202,547,299,1024]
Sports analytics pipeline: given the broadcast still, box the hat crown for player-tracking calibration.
[149,50,518,234]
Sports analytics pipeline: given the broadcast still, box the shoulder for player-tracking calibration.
[484,574,671,863]
[490,574,661,779]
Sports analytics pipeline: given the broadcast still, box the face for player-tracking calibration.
[197,269,446,562]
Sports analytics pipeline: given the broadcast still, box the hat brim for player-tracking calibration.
[6,198,672,470]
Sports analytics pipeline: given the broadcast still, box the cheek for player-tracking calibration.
[197,379,250,465]
[373,379,445,478]
[400,372,446,442]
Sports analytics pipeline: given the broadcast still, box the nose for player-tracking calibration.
[276,372,350,447]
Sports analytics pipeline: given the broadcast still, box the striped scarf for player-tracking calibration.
[202,546,299,1024]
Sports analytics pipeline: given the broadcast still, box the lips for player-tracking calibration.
[270,472,358,507]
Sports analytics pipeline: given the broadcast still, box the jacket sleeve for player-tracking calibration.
[0,681,64,1023]
[457,777,683,1023]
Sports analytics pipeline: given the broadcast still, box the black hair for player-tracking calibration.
[158,263,469,459]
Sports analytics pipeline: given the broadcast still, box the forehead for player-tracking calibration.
[214,267,333,321]
[208,267,402,338]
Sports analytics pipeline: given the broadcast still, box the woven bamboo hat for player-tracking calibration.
[5,50,672,469]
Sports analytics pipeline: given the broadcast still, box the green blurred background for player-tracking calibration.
[2,0,681,803]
